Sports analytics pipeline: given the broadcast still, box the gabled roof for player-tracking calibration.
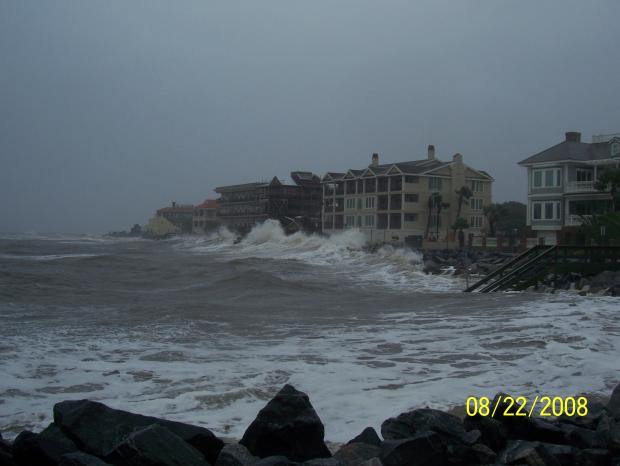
[195,199,218,209]
[322,172,345,182]
[519,140,620,165]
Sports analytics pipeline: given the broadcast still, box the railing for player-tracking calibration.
[566,214,592,226]
[566,181,596,193]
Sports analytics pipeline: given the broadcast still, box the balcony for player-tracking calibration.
[566,181,597,193]
[566,214,592,226]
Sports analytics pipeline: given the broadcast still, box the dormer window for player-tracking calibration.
[612,142,620,157]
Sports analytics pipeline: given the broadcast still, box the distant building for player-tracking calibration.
[215,172,322,234]
[322,147,493,248]
[143,216,179,237]
[192,199,219,234]
[155,202,194,234]
[519,131,620,245]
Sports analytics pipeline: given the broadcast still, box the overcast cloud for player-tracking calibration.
[1,1,619,233]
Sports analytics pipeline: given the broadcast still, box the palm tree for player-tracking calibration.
[595,167,620,212]
[483,204,502,236]
[425,193,448,239]
[455,186,473,218]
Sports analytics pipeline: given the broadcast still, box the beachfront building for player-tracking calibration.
[519,131,620,245]
[155,202,194,234]
[322,147,493,248]
[215,172,322,234]
[192,199,219,234]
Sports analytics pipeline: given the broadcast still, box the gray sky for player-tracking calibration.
[1,1,619,234]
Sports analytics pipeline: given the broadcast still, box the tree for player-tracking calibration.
[455,186,473,218]
[482,202,526,237]
[425,193,449,239]
[594,167,620,212]
[579,212,620,245]
[483,204,501,236]
[452,217,469,232]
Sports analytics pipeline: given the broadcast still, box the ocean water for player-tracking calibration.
[0,221,618,442]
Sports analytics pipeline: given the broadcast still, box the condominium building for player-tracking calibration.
[215,172,322,234]
[322,146,493,248]
[518,131,620,245]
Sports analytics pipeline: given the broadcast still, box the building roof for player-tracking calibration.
[323,157,492,181]
[215,181,271,193]
[157,205,194,214]
[519,137,620,165]
[195,199,218,209]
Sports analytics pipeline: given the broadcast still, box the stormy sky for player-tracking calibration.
[1,1,619,234]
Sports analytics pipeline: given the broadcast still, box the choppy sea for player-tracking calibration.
[1,220,618,441]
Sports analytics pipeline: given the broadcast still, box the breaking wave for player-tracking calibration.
[177,220,460,292]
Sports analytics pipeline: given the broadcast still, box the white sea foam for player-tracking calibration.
[1,293,618,442]
[177,220,457,292]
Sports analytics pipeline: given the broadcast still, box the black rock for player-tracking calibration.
[0,446,16,466]
[609,383,620,420]
[380,432,447,466]
[357,460,381,466]
[240,385,331,462]
[254,456,295,466]
[501,417,566,444]
[574,448,612,466]
[54,399,223,463]
[562,423,606,449]
[469,443,496,464]
[498,440,561,466]
[346,427,382,447]
[463,415,508,451]
[40,423,79,452]
[105,424,209,466]
[59,452,112,465]
[381,408,466,443]
[539,442,576,466]
[300,460,341,466]
[333,443,381,466]
[214,443,259,466]
[12,430,77,466]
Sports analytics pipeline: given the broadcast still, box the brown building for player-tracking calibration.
[215,172,322,234]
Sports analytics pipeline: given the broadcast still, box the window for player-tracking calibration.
[404,213,418,222]
[576,169,593,182]
[405,176,419,183]
[428,177,442,191]
[532,201,561,220]
[405,194,419,203]
[532,168,561,188]
[470,180,484,192]
[365,215,375,226]
[345,215,355,227]
[365,196,375,209]
[357,198,362,210]
[470,216,483,228]
[346,198,355,209]
[470,198,483,211]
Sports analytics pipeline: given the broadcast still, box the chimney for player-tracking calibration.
[452,153,463,164]
[371,152,379,167]
[172,201,177,208]
[565,131,581,142]
[427,145,435,160]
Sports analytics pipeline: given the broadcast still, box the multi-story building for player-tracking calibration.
[322,146,493,248]
[518,131,620,245]
[155,202,194,233]
[215,172,322,234]
[192,199,219,234]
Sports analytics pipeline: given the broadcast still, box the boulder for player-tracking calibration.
[539,442,576,466]
[463,414,508,451]
[498,440,561,466]
[300,460,341,466]
[54,400,223,463]
[381,408,466,443]
[240,385,331,462]
[469,443,496,464]
[333,443,381,466]
[59,452,112,465]
[254,456,295,466]
[358,459,382,466]
[215,444,259,466]
[40,423,79,452]
[608,383,620,419]
[574,448,611,466]
[105,424,209,466]
[346,427,382,447]
[380,432,447,466]
[12,430,76,466]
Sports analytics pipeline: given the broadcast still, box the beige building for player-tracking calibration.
[192,199,219,234]
[322,146,493,248]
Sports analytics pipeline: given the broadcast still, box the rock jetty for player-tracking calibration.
[2,383,620,465]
